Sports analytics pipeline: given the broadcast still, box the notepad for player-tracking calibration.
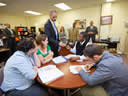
[69,65,90,74]
[52,56,68,64]
[65,54,79,59]
[38,65,64,84]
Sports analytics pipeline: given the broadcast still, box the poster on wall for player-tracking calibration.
[101,15,112,25]
[74,19,86,29]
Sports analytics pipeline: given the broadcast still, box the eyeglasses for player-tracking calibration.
[53,16,57,18]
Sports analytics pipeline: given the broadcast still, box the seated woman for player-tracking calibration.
[1,38,48,96]
[36,34,53,64]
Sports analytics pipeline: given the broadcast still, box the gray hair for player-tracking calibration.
[49,10,57,15]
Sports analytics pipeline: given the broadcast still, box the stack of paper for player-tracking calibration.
[69,65,90,74]
[38,65,64,84]
[52,56,68,64]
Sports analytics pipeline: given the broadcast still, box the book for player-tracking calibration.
[69,65,90,74]
[38,65,64,84]
[52,56,68,64]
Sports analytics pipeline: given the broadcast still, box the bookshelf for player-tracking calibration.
[15,27,28,40]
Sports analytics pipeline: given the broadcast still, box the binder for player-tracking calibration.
[38,65,64,84]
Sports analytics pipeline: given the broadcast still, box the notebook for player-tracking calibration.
[69,65,90,74]
[65,54,79,59]
[38,65,64,84]
[52,56,68,64]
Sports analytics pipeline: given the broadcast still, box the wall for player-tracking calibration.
[110,0,128,53]
[0,15,28,29]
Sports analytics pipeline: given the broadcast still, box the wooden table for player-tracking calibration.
[0,48,9,53]
[37,47,95,96]
[37,61,95,96]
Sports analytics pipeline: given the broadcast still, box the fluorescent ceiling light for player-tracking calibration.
[24,11,41,15]
[106,0,115,2]
[54,3,72,10]
[0,3,7,6]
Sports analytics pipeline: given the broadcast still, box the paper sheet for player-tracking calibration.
[69,65,90,74]
[52,56,67,64]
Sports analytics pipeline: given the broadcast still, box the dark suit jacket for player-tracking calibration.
[44,19,59,57]
[85,26,98,35]
[4,28,16,38]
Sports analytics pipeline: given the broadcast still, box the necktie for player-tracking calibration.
[53,23,58,40]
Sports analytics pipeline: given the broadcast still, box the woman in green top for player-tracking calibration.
[35,34,53,64]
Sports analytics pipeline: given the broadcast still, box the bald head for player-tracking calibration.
[90,21,94,26]
[49,10,57,22]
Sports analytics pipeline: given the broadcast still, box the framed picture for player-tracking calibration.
[101,15,112,25]
[74,19,86,29]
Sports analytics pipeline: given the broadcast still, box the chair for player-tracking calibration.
[0,67,4,96]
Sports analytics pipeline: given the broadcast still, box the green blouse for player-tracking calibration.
[36,45,51,58]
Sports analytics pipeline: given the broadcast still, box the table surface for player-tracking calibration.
[0,48,9,52]
[37,47,95,89]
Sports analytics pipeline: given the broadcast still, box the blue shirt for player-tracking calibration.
[79,51,128,96]
[1,51,36,92]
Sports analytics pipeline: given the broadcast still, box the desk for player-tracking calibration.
[94,41,119,50]
[0,48,9,53]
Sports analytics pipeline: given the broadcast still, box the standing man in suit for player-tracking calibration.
[4,24,16,56]
[85,21,98,42]
[44,10,66,57]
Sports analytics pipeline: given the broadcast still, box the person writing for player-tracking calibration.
[1,38,48,96]
[76,44,128,96]
[36,34,53,64]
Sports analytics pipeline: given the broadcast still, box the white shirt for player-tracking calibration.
[90,26,94,30]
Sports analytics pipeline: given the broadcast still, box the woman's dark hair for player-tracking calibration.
[35,34,47,47]
[84,44,103,58]
[17,38,35,53]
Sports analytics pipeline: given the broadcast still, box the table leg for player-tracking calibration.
[67,89,71,96]
[64,89,67,96]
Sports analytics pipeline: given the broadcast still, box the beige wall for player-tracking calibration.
[0,15,28,29]
[110,0,128,52]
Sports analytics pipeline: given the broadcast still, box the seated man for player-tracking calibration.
[67,32,90,61]
[76,44,128,96]
[1,38,48,96]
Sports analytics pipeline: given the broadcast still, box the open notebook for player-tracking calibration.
[69,65,90,74]
[38,65,64,84]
